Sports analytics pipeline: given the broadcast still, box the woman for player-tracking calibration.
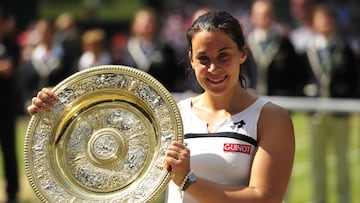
[28,11,295,203]
[163,11,295,203]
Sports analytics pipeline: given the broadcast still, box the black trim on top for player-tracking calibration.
[185,132,258,147]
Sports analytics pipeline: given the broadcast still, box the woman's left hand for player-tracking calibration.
[164,141,191,186]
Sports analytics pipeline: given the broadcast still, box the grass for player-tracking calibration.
[0,112,359,202]
[286,112,360,203]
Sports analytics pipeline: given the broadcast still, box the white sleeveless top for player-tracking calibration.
[165,97,270,203]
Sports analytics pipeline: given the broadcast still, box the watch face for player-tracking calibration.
[189,173,197,182]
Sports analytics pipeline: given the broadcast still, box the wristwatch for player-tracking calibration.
[180,171,198,191]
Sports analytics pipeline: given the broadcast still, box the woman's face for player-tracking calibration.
[190,30,247,96]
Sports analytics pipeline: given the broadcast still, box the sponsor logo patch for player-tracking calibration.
[223,143,252,154]
[231,120,246,129]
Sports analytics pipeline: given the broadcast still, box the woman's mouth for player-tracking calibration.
[207,76,227,84]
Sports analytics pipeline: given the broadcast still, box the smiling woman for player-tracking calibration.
[163,10,295,203]
[189,30,247,98]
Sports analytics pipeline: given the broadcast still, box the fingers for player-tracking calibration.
[38,87,57,102]
[27,88,57,116]
[167,141,187,153]
[166,141,189,160]
[27,104,41,116]
[164,141,190,170]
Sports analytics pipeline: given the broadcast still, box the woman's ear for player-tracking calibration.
[240,45,249,64]
[189,51,195,69]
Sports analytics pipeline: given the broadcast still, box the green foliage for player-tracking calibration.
[39,0,143,21]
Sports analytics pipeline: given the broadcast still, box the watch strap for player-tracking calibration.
[179,171,197,191]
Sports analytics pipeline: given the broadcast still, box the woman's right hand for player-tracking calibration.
[27,87,57,116]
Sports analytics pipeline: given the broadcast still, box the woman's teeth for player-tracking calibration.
[208,76,226,83]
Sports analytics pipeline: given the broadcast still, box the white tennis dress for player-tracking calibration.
[165,97,270,203]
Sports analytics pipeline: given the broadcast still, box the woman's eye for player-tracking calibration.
[198,56,209,65]
[219,53,229,60]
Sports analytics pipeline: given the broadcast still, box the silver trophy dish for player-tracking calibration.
[24,65,183,202]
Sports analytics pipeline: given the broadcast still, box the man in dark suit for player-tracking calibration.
[119,7,184,93]
[0,8,19,203]
[301,5,359,203]
[247,0,303,96]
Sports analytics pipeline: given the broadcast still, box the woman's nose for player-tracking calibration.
[208,62,217,72]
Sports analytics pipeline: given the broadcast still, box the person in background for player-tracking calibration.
[77,27,112,71]
[54,12,82,71]
[17,20,40,66]
[110,32,128,65]
[119,7,184,92]
[301,5,359,203]
[19,19,72,110]
[0,8,20,203]
[247,0,303,96]
[27,10,295,203]
[289,0,316,54]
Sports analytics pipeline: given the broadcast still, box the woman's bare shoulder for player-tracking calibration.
[258,102,294,140]
[262,102,292,121]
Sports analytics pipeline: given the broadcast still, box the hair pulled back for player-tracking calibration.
[187,10,246,54]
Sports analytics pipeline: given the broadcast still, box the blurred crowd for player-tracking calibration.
[0,0,359,202]
[2,0,360,112]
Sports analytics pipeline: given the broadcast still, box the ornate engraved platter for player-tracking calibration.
[24,65,183,202]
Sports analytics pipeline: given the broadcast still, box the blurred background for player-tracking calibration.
[0,0,359,202]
